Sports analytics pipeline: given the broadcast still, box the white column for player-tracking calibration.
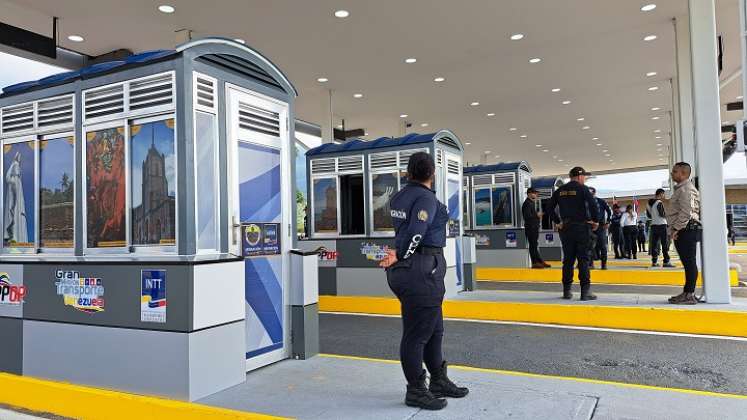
[674,17,697,166]
[689,0,731,303]
[320,89,334,143]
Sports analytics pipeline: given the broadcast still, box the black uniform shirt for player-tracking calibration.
[610,211,622,227]
[389,182,448,260]
[522,198,540,230]
[548,180,599,224]
[595,197,612,224]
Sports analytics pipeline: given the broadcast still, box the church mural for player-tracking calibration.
[86,127,126,248]
[131,119,176,246]
[313,178,337,233]
[39,137,74,248]
[3,141,35,248]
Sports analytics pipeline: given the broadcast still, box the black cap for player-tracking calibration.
[569,166,591,177]
[526,187,538,194]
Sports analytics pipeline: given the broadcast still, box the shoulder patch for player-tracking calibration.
[418,210,429,221]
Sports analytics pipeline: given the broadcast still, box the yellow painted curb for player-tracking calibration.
[319,295,747,338]
[0,373,289,420]
[475,267,739,286]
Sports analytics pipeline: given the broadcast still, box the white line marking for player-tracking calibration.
[320,311,747,342]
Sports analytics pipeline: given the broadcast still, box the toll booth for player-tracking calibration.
[464,162,533,267]
[299,131,467,298]
[0,38,301,401]
[531,176,564,261]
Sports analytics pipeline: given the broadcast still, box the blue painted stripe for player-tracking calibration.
[244,258,283,344]
[246,341,283,359]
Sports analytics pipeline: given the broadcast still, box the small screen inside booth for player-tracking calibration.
[340,174,364,235]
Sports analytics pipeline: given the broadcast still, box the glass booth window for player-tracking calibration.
[474,188,491,227]
[131,119,176,246]
[39,137,74,248]
[492,186,513,225]
[3,141,36,248]
[313,178,337,233]
[86,127,126,248]
[195,111,219,251]
[372,172,397,232]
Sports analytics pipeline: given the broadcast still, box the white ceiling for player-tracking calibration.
[1,0,744,175]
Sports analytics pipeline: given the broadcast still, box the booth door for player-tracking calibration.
[227,86,291,372]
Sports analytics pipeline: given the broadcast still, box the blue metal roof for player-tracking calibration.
[306,132,439,157]
[531,176,562,189]
[464,162,530,174]
[1,49,177,97]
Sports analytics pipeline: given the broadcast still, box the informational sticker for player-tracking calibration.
[545,233,554,242]
[475,234,491,247]
[360,242,392,261]
[55,270,105,313]
[243,223,282,256]
[141,269,167,323]
[505,231,517,248]
[0,272,25,306]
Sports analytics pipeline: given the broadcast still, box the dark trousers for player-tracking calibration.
[593,226,608,265]
[674,229,700,293]
[650,225,670,264]
[622,226,637,258]
[610,225,623,258]
[399,302,444,384]
[526,227,543,264]
[560,223,592,290]
[638,235,646,252]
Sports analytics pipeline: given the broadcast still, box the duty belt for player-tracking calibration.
[416,246,443,255]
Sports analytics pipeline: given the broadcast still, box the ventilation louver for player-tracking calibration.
[447,158,460,175]
[238,102,280,137]
[84,84,125,121]
[494,173,515,184]
[370,152,398,170]
[472,175,493,186]
[128,73,173,111]
[436,148,444,166]
[437,136,460,150]
[337,155,363,172]
[194,74,216,112]
[1,103,35,135]
[311,158,336,174]
[37,96,74,129]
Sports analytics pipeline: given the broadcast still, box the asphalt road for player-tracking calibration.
[320,313,747,395]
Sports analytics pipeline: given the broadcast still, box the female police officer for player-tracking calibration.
[379,152,469,410]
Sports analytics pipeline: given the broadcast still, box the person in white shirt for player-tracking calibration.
[647,189,673,267]
[621,204,638,259]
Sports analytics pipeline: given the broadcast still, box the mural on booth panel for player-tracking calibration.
[447,179,460,237]
[54,270,105,313]
[86,128,126,248]
[372,173,397,232]
[3,141,36,248]
[313,178,337,233]
[238,141,284,358]
[492,187,512,225]
[131,120,176,246]
[474,189,491,226]
[141,269,167,323]
[39,137,74,248]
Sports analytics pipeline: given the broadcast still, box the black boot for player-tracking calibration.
[601,260,607,270]
[429,361,469,398]
[562,287,573,300]
[580,286,597,301]
[406,371,447,410]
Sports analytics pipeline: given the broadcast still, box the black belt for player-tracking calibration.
[416,246,443,255]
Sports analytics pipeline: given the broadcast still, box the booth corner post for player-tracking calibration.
[0,37,306,401]
[298,130,470,299]
[464,161,534,269]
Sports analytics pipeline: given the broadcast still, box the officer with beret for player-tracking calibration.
[379,152,469,410]
[547,167,600,300]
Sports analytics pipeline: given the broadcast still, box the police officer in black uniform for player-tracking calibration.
[379,152,469,410]
[588,187,611,270]
[547,167,600,300]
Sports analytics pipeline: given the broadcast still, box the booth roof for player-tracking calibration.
[306,132,439,157]
[464,162,530,174]
[1,49,177,97]
[531,176,563,189]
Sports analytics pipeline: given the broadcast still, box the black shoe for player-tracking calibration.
[429,361,469,398]
[663,262,674,268]
[601,263,607,270]
[580,291,598,301]
[562,290,573,300]
[406,371,447,410]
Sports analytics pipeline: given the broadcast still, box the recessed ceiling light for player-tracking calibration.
[592,137,599,140]
[420,123,429,127]
[158,4,175,13]
[655,136,662,139]
[400,114,408,118]
[646,71,658,77]
[510,33,525,40]
[723,120,732,125]
[542,149,549,152]
[334,10,350,18]
[651,107,661,111]
[652,116,660,120]
[337,124,343,129]
[654,129,662,133]
[738,95,744,100]
[552,88,561,93]
[577,117,585,121]
[405,58,417,64]
[558,159,564,162]
[644,35,658,42]
[602,149,608,152]
[604,154,611,157]
[641,4,657,12]
[494,155,501,159]
[529,58,542,64]
[535,144,543,147]
[656,143,663,146]
[596,143,603,146]
[434,77,445,82]
[648,86,659,91]
[234,38,246,44]
[520,134,528,138]
[484,150,492,154]
[487,113,496,117]
[509,127,518,131]
[562,100,571,105]
[582,126,590,130]
[465,142,471,145]
[470,102,480,106]
[67,35,84,42]
[353,93,363,98]
[364,132,369,136]
[317,77,329,83]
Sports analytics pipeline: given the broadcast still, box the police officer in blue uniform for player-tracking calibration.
[547,167,600,300]
[379,152,469,410]
[588,187,611,270]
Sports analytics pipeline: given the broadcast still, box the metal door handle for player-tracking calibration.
[232,217,241,245]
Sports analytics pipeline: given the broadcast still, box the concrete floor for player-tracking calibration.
[198,354,747,419]
[320,313,747,395]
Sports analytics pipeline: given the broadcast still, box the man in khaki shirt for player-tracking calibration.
[667,162,701,305]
